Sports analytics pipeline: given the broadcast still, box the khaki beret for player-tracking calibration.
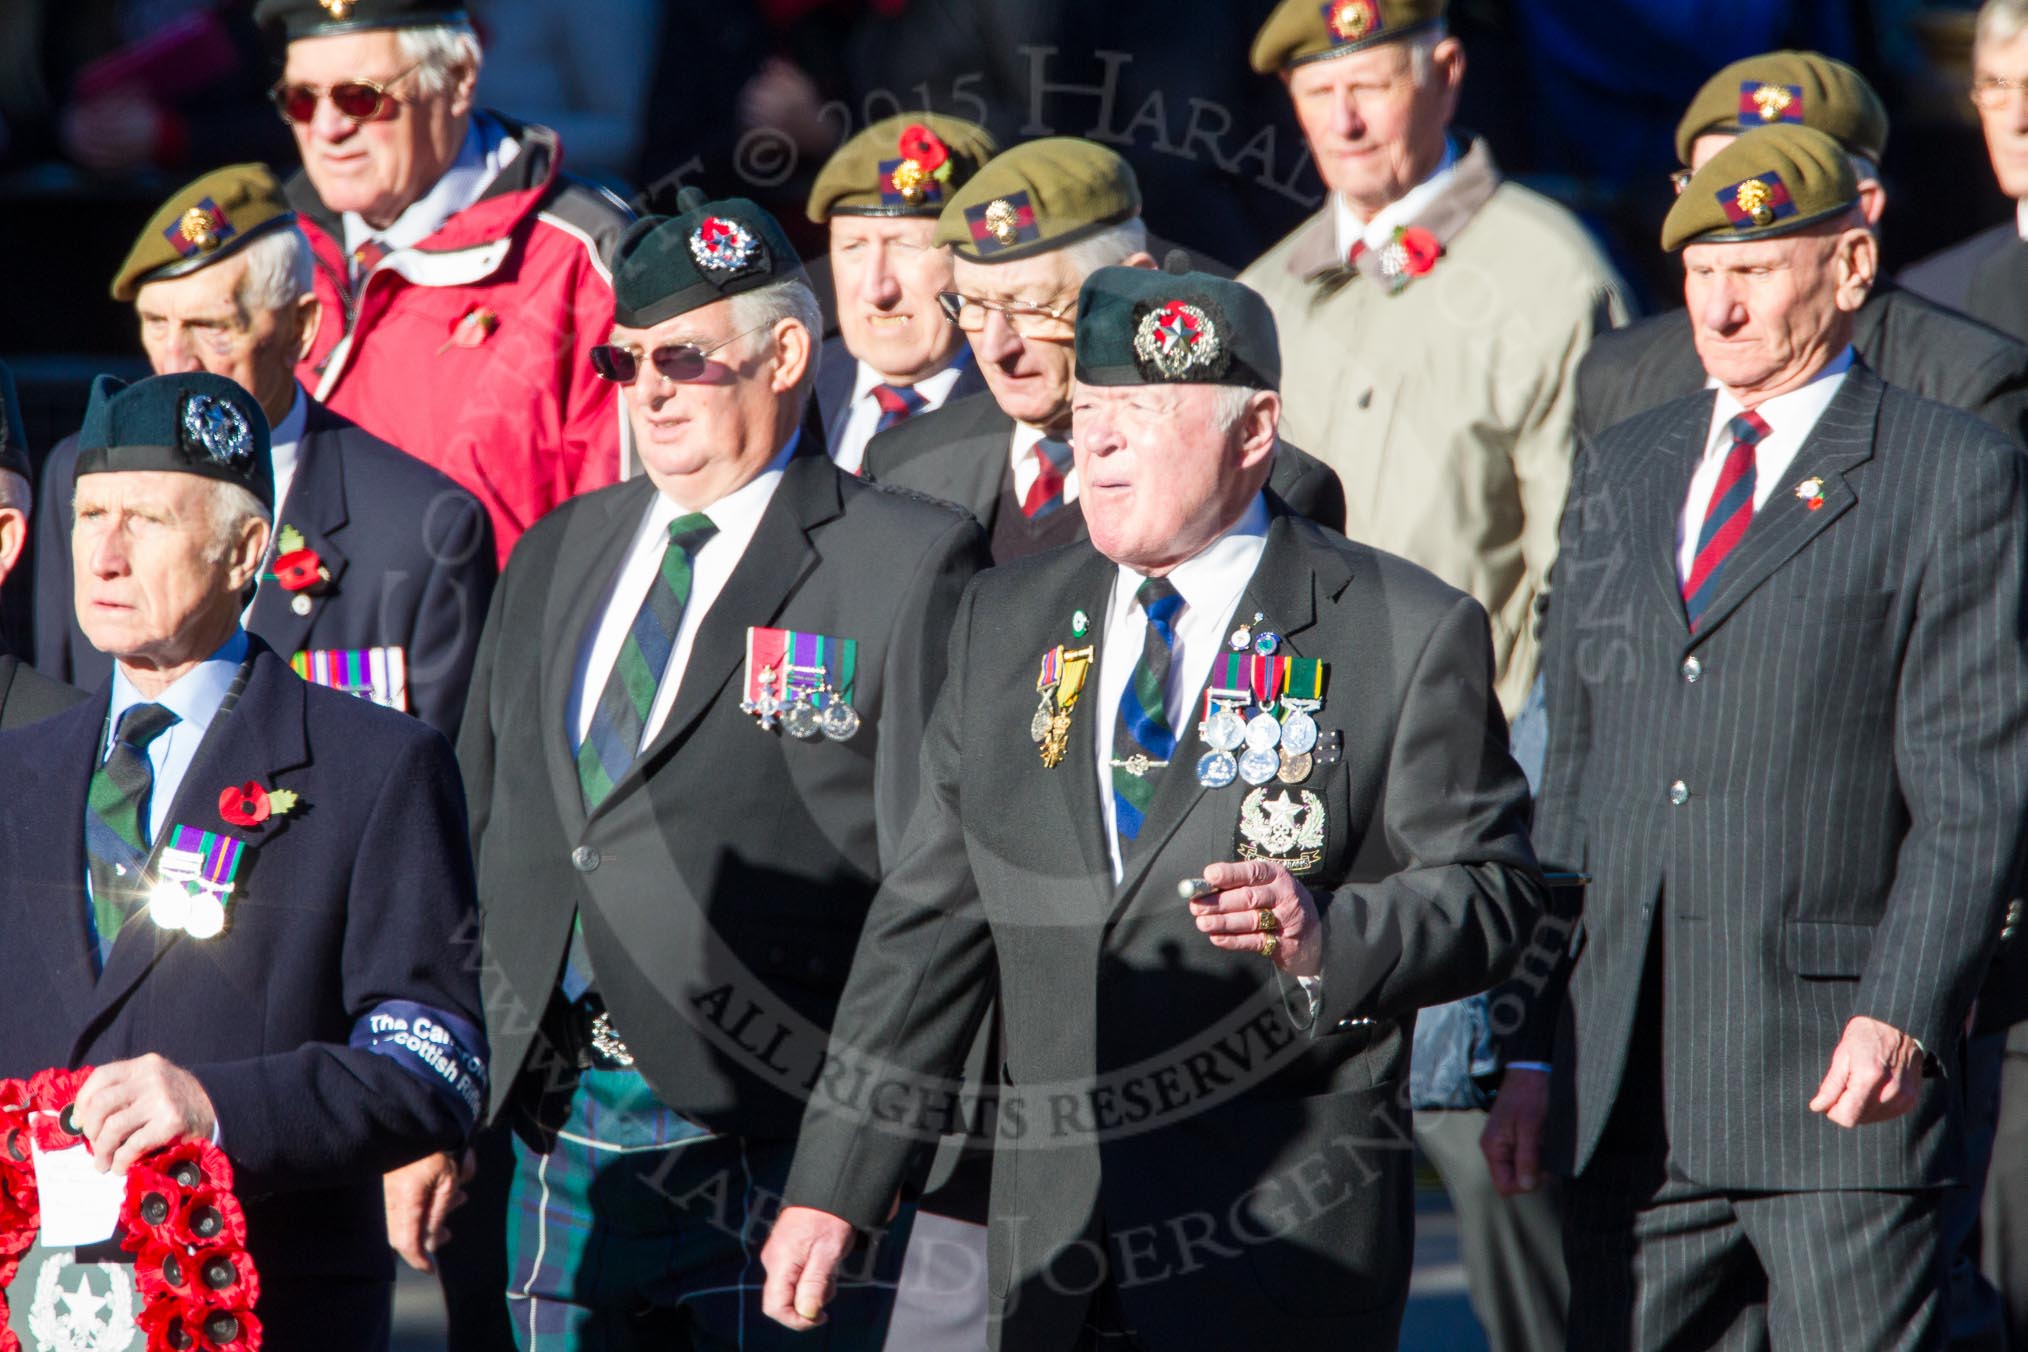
[1661,125,1860,252]
[1674,50,1888,165]
[112,164,296,303]
[932,138,1141,265]
[1250,0,1447,74]
[805,114,1000,222]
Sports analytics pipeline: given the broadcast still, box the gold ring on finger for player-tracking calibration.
[1256,907,1279,935]
[1261,933,1279,961]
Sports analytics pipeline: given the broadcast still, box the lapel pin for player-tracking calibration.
[1794,476,1825,512]
[1072,609,1089,638]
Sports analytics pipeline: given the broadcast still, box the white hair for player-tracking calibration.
[1211,385,1271,435]
[204,480,271,565]
[1408,21,1451,86]
[0,469,29,519]
[234,225,314,317]
[1053,218,1153,285]
[394,21,483,97]
[726,273,824,400]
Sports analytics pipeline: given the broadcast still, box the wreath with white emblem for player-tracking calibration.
[27,1254,136,1352]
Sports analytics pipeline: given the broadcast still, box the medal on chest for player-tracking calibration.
[742,627,862,741]
[1031,641,1095,769]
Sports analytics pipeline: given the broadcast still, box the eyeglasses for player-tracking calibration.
[1972,75,2028,110]
[589,324,773,384]
[269,62,421,126]
[935,290,1076,338]
[1668,167,1694,196]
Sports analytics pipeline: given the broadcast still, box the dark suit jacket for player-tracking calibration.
[1517,364,2028,1190]
[34,399,496,739]
[782,506,1544,1350]
[862,391,1350,545]
[1902,222,2028,345]
[1575,279,2028,448]
[0,640,486,1294]
[0,653,83,729]
[813,334,990,457]
[463,446,989,1139]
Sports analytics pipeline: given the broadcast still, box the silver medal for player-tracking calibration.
[1238,746,1281,786]
[1280,707,1318,755]
[1196,750,1238,789]
[1244,711,1282,753]
[783,701,821,740]
[1031,703,1054,743]
[1202,705,1246,753]
[820,700,861,741]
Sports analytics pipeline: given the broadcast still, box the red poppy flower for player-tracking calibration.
[122,1162,189,1251]
[270,549,325,593]
[450,306,497,349]
[1396,226,1442,276]
[137,1301,196,1349]
[152,1140,235,1195]
[0,1319,19,1352]
[218,782,270,828]
[896,123,949,174]
[188,1304,263,1352]
[27,1066,91,1115]
[0,1080,26,1116]
[169,1189,247,1251]
[181,1245,260,1312]
[137,1240,197,1303]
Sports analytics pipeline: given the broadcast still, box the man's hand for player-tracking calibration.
[72,1054,216,1173]
[385,1150,473,1273]
[1810,1015,1926,1128]
[1190,860,1324,978]
[1480,1068,1550,1196]
[761,1205,856,1330]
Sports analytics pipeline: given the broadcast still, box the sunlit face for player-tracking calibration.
[136,257,312,422]
[282,30,472,228]
[1975,31,2028,198]
[1684,229,1866,400]
[952,251,1083,429]
[1070,382,1276,573]
[73,472,267,670]
[828,216,961,384]
[1284,38,1459,217]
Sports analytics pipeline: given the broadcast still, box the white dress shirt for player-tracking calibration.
[1677,347,1853,584]
[1093,494,1270,880]
[1009,421,1081,508]
[268,383,309,523]
[571,436,799,752]
[831,359,968,474]
[342,112,518,262]
[1333,137,1459,260]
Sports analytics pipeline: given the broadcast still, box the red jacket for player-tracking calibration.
[289,115,633,563]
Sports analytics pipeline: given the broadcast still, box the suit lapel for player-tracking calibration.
[16,696,110,1033]
[1048,549,1122,912]
[1636,393,1714,631]
[248,410,352,660]
[1683,367,1881,648]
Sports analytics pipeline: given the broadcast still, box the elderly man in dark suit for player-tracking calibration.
[0,370,486,1350]
[458,189,987,1347]
[1580,50,2028,449]
[762,263,1544,1350]
[0,361,85,728]
[1482,125,2028,1351]
[35,164,495,743]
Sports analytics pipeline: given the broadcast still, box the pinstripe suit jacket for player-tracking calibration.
[1519,363,2028,1190]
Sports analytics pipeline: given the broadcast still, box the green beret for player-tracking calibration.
[610,189,805,330]
[253,0,467,40]
[1074,261,1280,392]
[932,138,1141,265]
[1661,124,1860,252]
[1250,0,1447,73]
[111,164,296,303]
[806,114,1000,222]
[0,360,27,483]
[1674,50,1888,165]
[78,372,276,513]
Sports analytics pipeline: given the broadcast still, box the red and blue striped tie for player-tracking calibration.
[871,383,926,436]
[1682,409,1770,630]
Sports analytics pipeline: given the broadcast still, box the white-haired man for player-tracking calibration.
[252,0,634,562]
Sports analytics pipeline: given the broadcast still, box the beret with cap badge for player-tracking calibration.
[610,188,806,329]
[1661,124,1861,252]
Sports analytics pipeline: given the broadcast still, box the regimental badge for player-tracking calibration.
[690,215,761,275]
[966,192,1040,255]
[320,0,355,16]
[1236,787,1327,876]
[1321,0,1382,44]
[1794,476,1826,511]
[1740,81,1804,124]
[1131,300,1222,381]
[292,647,409,712]
[1719,172,1796,231]
[744,627,861,741]
[166,199,234,258]
[177,393,253,470]
[149,826,245,940]
[25,1250,139,1352]
[1032,642,1094,768]
[880,123,955,208]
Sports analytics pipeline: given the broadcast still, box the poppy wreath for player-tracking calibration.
[0,1068,262,1352]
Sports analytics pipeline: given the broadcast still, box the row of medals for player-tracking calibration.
[749,669,861,741]
[1196,695,1319,789]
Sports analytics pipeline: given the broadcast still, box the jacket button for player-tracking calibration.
[2009,900,2024,925]
[571,845,600,873]
[1681,657,1703,683]
[1668,780,1690,806]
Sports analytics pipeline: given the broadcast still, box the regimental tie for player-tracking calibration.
[1111,577,1185,844]
[1682,409,1771,631]
[871,383,927,436]
[1022,437,1075,520]
[84,702,179,967]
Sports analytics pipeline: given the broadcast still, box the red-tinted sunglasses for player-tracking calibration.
[589,325,771,384]
[268,62,420,126]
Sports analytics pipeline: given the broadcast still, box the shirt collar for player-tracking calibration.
[1110,492,1272,617]
[2017,198,2028,242]
[106,629,249,753]
[269,384,309,485]
[850,357,969,408]
[342,112,515,257]
[1705,346,1855,456]
[1335,137,1459,257]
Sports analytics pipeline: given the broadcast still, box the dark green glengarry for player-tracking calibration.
[252,0,467,39]
[77,371,276,512]
[806,114,1000,222]
[932,138,1141,264]
[111,163,296,303]
[1249,0,1447,73]
[1662,124,1860,252]
[1074,263,1281,392]
[1674,50,1888,166]
[0,360,27,482]
[610,188,805,329]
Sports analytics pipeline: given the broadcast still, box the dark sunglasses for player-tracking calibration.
[268,62,420,126]
[589,324,772,384]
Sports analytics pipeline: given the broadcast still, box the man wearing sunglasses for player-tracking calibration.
[1582,50,2028,450]
[252,0,634,566]
[862,138,1346,565]
[457,189,988,1347]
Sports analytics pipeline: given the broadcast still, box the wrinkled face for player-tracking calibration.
[610,298,786,489]
[73,472,265,668]
[1285,39,1457,216]
[1976,31,2028,198]
[829,216,961,383]
[953,250,1083,428]
[1071,382,1270,572]
[136,258,306,421]
[283,30,470,228]
[1684,231,1853,398]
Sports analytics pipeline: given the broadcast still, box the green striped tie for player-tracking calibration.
[86,702,179,961]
